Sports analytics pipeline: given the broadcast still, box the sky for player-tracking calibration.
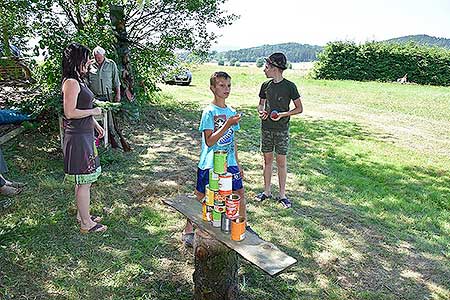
[210,0,450,51]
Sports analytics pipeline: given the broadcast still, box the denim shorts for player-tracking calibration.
[196,166,243,194]
[260,129,289,155]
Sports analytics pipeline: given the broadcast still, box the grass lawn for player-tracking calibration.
[0,64,449,299]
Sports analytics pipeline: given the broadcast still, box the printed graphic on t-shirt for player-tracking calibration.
[214,114,234,147]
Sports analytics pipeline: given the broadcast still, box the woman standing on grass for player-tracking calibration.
[62,42,107,233]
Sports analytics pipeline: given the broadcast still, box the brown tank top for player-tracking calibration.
[62,80,94,133]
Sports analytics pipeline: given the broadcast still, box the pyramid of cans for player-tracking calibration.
[202,150,246,241]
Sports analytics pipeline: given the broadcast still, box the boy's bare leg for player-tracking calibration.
[183,190,205,234]
[276,154,287,199]
[263,152,274,196]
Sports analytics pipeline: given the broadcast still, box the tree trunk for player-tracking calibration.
[109,4,135,101]
[193,229,239,300]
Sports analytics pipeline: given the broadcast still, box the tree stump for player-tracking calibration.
[193,229,239,300]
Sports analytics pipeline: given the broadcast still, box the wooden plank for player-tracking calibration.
[163,194,297,276]
[0,126,25,145]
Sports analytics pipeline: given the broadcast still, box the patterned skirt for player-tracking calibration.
[63,130,101,185]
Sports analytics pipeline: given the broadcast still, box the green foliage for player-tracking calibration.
[0,0,36,54]
[17,0,237,122]
[235,60,241,67]
[312,41,450,86]
[218,59,225,66]
[256,57,264,68]
[229,58,237,66]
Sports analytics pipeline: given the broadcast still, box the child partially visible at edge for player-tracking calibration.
[182,71,247,247]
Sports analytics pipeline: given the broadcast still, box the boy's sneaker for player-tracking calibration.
[279,197,292,209]
[255,192,271,202]
[181,232,194,248]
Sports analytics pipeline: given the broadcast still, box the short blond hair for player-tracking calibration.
[210,71,231,87]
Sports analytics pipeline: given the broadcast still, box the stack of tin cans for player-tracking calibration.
[202,150,243,240]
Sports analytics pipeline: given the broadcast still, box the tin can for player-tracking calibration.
[214,201,226,213]
[213,150,227,175]
[215,192,227,204]
[206,205,213,222]
[231,217,246,241]
[208,170,220,191]
[221,213,231,233]
[212,209,222,227]
[226,194,240,220]
[205,185,216,206]
[219,172,232,196]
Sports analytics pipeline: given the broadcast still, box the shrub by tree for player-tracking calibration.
[218,59,225,66]
[235,61,241,67]
[229,58,237,66]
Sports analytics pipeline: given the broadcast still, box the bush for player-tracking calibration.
[256,57,264,68]
[312,41,450,86]
[235,61,241,67]
[229,58,237,66]
[218,59,224,66]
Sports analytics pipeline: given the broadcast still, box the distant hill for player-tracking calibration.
[385,34,450,49]
[216,42,323,62]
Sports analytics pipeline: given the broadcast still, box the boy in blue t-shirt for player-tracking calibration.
[182,71,246,247]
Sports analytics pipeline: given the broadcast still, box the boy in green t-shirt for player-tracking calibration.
[256,53,303,208]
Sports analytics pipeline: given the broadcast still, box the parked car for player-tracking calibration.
[163,68,192,86]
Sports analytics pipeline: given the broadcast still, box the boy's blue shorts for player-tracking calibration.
[196,166,243,194]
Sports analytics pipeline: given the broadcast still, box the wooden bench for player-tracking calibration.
[58,112,109,150]
[163,194,297,299]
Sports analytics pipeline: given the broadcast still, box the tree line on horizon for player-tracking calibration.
[210,42,323,63]
[208,34,450,64]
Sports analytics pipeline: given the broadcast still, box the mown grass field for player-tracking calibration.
[0,64,449,299]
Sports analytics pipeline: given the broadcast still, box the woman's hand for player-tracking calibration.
[92,107,102,116]
[95,124,105,139]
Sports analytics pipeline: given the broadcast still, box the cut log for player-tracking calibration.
[193,229,239,300]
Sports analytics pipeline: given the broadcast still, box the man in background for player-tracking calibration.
[87,46,121,148]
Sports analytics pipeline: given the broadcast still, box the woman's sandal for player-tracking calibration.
[80,223,107,234]
[77,215,103,224]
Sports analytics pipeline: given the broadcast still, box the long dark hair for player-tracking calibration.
[62,42,90,82]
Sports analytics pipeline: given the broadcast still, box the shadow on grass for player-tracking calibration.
[1,100,449,299]
[0,102,201,299]
[235,106,449,299]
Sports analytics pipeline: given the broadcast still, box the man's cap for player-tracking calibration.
[265,52,287,70]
